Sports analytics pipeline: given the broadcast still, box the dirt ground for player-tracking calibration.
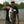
[0,19,24,24]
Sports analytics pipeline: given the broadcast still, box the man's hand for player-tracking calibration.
[6,6,10,9]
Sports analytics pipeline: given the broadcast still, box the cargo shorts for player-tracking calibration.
[5,20,11,24]
[11,17,16,24]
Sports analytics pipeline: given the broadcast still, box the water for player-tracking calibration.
[0,9,24,21]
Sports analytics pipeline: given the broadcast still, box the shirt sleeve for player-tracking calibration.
[16,7,19,14]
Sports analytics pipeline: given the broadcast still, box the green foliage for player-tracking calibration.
[0,2,9,10]
[20,2,24,8]
[15,2,24,9]
[0,2,24,10]
[15,4,20,9]
[3,2,9,6]
[0,4,4,10]
[0,4,3,7]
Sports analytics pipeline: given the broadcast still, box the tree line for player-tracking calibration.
[0,2,24,10]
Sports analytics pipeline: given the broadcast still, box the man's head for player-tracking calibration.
[11,1,15,7]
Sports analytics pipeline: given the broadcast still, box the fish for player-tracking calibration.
[9,7,14,22]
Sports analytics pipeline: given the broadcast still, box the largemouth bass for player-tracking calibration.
[9,7,14,22]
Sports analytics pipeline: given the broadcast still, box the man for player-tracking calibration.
[10,1,19,24]
[2,1,19,24]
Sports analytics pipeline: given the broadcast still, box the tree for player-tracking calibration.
[3,2,9,6]
[0,2,24,10]
[0,4,4,10]
[15,4,20,9]
[15,2,24,9]
[20,2,24,9]
[0,4,3,7]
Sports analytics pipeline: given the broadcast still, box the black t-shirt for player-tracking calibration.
[5,5,19,21]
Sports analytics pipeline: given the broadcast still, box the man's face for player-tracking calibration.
[11,3,15,6]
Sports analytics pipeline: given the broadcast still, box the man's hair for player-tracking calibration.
[11,1,15,3]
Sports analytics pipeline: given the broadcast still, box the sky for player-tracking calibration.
[0,0,24,4]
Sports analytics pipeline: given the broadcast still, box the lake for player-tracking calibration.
[0,9,24,22]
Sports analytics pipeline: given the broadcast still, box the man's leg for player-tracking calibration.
[5,20,11,24]
[11,18,16,24]
[14,18,16,24]
[11,16,14,24]
[14,20,16,24]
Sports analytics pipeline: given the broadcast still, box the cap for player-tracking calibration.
[11,1,15,3]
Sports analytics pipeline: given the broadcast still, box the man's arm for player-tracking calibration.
[17,13,19,24]
[17,13,19,20]
[6,6,10,9]
[2,6,6,9]
[2,6,10,9]
[16,7,19,24]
